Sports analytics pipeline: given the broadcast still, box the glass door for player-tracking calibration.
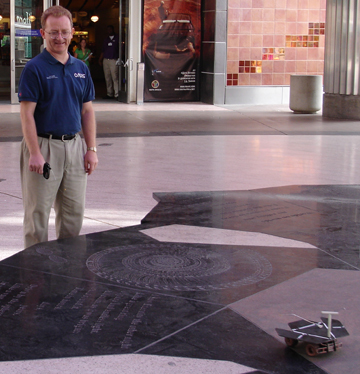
[10,0,44,104]
[118,0,130,103]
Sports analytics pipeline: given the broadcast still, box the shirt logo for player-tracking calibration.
[46,75,58,79]
[74,73,86,79]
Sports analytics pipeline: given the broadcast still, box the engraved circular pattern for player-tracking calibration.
[86,244,272,291]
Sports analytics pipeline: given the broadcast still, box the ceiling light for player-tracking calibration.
[91,15,99,23]
[0,15,3,21]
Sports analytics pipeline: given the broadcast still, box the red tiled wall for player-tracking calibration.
[227,0,326,86]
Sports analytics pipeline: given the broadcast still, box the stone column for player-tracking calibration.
[323,0,360,119]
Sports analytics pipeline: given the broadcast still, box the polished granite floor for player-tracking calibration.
[0,102,359,373]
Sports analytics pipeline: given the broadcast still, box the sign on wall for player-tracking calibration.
[142,0,201,101]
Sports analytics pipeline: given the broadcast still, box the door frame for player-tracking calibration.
[118,0,130,103]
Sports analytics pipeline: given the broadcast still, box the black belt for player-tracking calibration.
[38,133,76,141]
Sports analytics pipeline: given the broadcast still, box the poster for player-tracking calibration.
[143,0,201,101]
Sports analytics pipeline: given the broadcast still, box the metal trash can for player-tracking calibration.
[136,63,145,105]
[289,75,322,113]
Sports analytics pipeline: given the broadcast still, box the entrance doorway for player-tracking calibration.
[0,0,130,103]
[60,0,129,102]
[0,1,11,101]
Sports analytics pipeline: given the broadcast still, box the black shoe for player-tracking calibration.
[102,95,114,100]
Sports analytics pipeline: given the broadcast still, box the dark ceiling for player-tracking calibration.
[61,0,119,13]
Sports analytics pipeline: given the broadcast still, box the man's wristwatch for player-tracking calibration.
[87,147,97,152]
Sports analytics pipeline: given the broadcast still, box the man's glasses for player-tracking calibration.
[45,30,71,39]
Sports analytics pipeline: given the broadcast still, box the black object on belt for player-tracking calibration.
[38,133,76,141]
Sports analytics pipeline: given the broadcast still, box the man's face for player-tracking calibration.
[41,15,74,57]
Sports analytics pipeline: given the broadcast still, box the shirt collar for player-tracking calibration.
[43,48,75,66]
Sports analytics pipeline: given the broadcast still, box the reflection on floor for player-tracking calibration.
[0,185,358,374]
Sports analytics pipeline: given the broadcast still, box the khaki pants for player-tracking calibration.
[20,135,87,248]
[103,58,119,98]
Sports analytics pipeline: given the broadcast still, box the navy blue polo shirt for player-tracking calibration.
[102,35,119,59]
[18,49,95,136]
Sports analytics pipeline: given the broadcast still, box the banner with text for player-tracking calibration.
[143,0,201,101]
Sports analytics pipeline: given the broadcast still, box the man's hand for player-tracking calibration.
[29,153,46,174]
[84,150,98,175]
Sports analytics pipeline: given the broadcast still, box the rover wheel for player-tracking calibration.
[306,343,319,356]
[285,337,298,347]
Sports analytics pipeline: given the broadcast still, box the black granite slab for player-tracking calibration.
[142,185,360,268]
[0,265,222,361]
[0,184,357,372]
[140,308,328,374]
[1,229,351,305]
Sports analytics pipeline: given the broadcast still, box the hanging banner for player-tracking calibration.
[143,0,201,101]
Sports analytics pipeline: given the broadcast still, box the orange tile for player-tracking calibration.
[276,0,286,7]
[275,9,286,21]
[252,0,265,7]
[227,35,240,48]
[274,61,285,72]
[252,8,262,21]
[227,48,240,61]
[240,0,252,7]
[274,35,285,47]
[228,22,241,35]
[297,10,309,22]
[308,47,320,59]
[296,60,307,73]
[262,60,274,73]
[262,74,273,85]
[227,61,238,74]
[275,22,286,34]
[228,9,241,22]
[317,60,324,74]
[241,22,252,34]
[285,60,296,73]
[251,22,263,34]
[286,0,297,9]
[250,48,262,60]
[286,10,297,22]
[239,47,251,59]
[240,35,251,47]
[264,0,276,7]
[297,23,308,34]
[238,74,250,85]
[263,9,275,21]
[263,35,274,47]
[273,74,285,85]
[251,35,263,47]
[298,0,309,9]
[228,0,241,8]
[286,23,297,34]
[263,22,275,34]
[250,74,262,85]
[309,0,320,9]
[296,48,308,60]
[242,9,252,21]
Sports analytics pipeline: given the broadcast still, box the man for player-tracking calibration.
[18,5,98,248]
[98,25,119,99]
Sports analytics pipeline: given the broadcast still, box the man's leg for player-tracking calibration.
[109,59,119,98]
[54,136,87,240]
[103,59,114,97]
[20,138,62,248]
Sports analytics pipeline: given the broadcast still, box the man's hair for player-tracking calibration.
[41,6,73,29]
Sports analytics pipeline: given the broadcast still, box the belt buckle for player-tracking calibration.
[61,134,66,142]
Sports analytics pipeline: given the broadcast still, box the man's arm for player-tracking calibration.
[81,101,98,175]
[20,101,45,174]
[98,52,104,66]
